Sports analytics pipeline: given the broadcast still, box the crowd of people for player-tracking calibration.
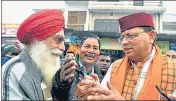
[2,9,176,100]
[1,41,24,66]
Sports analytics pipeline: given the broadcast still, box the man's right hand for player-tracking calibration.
[87,82,125,100]
[60,56,77,83]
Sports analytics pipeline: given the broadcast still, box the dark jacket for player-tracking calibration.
[51,54,103,101]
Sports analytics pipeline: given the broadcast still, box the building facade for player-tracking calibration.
[2,1,176,60]
[65,1,169,60]
[65,1,165,32]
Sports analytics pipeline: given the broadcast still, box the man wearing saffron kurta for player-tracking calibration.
[84,12,176,100]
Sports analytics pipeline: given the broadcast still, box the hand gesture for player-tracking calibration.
[76,74,100,100]
[87,81,125,100]
[60,56,77,83]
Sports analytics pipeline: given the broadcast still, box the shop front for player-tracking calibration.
[156,33,176,53]
[100,38,124,62]
[156,41,169,54]
[1,24,20,45]
[169,42,176,51]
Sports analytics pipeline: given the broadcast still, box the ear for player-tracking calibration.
[148,30,156,44]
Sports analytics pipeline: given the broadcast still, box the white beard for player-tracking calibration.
[30,41,63,88]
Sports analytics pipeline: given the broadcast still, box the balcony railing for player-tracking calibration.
[88,1,165,14]
[88,1,163,8]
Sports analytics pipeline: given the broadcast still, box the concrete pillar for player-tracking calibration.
[159,14,163,33]
[64,10,68,28]
[89,12,92,30]
[155,13,159,33]
[84,10,89,31]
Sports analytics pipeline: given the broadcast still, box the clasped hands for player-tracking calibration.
[75,74,125,100]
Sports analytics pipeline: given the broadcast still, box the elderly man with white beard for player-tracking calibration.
[2,9,65,100]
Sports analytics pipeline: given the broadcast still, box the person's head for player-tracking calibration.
[14,40,24,51]
[79,34,101,65]
[1,44,15,57]
[96,52,111,74]
[1,44,7,52]
[16,9,65,87]
[165,50,176,58]
[10,46,22,57]
[66,51,75,58]
[118,12,156,62]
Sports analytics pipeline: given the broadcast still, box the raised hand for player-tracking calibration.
[60,56,77,83]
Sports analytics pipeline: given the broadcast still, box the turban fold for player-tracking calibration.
[118,12,154,33]
[17,9,65,44]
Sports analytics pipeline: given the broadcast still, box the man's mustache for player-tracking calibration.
[123,44,132,49]
[50,49,63,57]
[85,53,94,57]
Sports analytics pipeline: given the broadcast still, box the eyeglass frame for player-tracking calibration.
[54,35,65,44]
[166,55,176,58]
[118,31,147,43]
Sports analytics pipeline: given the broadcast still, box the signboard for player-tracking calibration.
[6,29,18,35]
[100,38,123,50]
[2,24,6,34]
[169,42,176,51]
[2,24,20,35]
[102,50,119,55]
[2,37,18,45]
[156,41,169,54]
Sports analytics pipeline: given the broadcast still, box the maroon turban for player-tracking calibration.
[118,12,154,33]
[17,9,65,44]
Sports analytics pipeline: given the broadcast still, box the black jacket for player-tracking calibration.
[51,55,103,101]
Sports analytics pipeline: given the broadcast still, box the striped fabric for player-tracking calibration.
[133,47,156,100]
[121,56,176,100]
[2,49,45,100]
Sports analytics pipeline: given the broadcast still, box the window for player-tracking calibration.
[67,11,86,31]
[133,0,144,6]
[163,22,176,31]
[94,19,119,32]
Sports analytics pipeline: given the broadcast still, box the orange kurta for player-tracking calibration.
[110,44,176,100]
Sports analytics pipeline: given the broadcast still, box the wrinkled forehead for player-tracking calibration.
[83,38,99,45]
[166,51,176,55]
[121,27,144,35]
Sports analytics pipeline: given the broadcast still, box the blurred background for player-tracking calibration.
[2,1,176,62]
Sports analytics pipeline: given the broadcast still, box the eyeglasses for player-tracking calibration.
[166,55,176,58]
[55,35,65,44]
[118,32,145,43]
